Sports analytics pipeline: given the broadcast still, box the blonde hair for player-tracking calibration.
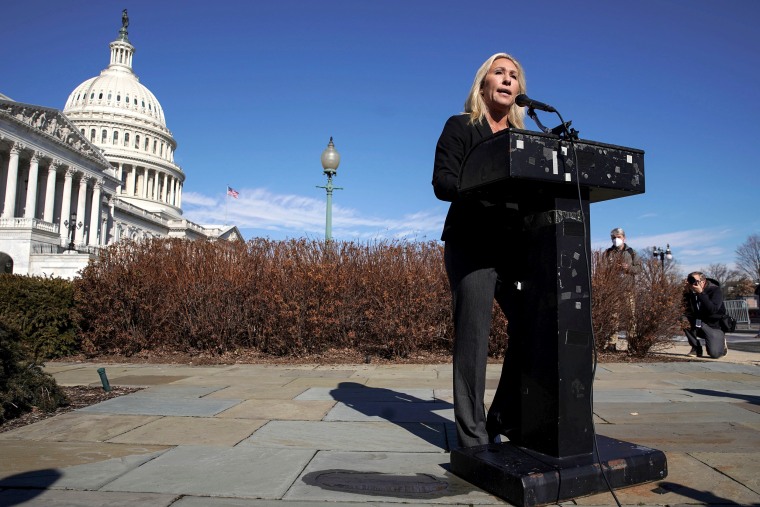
[464,53,527,129]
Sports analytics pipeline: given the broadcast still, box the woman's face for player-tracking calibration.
[480,58,520,116]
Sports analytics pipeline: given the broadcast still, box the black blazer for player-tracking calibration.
[432,114,522,243]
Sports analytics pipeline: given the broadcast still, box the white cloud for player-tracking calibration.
[182,187,445,241]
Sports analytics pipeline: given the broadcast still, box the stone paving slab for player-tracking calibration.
[216,399,335,420]
[595,422,760,452]
[0,413,160,442]
[574,451,760,506]
[78,393,241,416]
[284,450,505,504]
[243,420,448,452]
[172,498,417,507]
[0,440,168,475]
[0,489,179,507]
[324,401,454,423]
[101,445,316,499]
[593,401,760,424]
[102,374,189,386]
[283,377,372,389]
[295,386,436,402]
[205,385,307,400]
[0,450,166,491]
[691,451,760,493]
[108,416,265,446]
[125,385,226,398]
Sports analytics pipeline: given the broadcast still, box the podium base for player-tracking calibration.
[450,435,667,507]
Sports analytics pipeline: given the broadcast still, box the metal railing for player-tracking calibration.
[724,299,751,326]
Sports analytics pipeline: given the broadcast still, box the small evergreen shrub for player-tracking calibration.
[0,322,68,424]
[0,274,80,362]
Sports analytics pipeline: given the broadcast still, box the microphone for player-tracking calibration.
[515,94,556,113]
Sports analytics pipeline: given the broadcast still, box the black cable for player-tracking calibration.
[557,109,622,507]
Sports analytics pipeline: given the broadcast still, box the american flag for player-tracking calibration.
[227,186,239,199]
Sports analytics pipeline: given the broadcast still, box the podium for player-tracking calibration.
[449,129,666,506]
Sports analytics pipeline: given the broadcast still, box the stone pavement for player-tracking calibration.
[0,337,759,506]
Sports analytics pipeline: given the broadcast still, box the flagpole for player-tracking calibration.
[225,185,228,225]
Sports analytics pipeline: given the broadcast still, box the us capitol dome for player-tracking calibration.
[0,11,240,278]
[63,14,183,218]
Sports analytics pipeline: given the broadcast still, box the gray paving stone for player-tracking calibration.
[0,451,166,490]
[0,489,178,507]
[593,401,760,424]
[324,401,454,423]
[243,420,448,451]
[127,385,227,398]
[78,394,241,416]
[101,445,316,498]
[284,450,505,504]
[295,386,436,402]
[172,498,404,507]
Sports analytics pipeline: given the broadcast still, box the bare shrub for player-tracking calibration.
[75,238,470,359]
[591,249,683,357]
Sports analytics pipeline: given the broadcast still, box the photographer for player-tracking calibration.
[683,271,728,359]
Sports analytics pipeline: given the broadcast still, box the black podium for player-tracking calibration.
[450,129,666,506]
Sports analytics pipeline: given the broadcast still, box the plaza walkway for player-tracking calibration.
[0,337,758,506]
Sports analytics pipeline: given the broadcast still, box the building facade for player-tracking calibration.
[0,15,240,278]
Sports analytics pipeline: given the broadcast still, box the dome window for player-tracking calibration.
[153,140,157,153]
[117,94,121,102]
[90,92,94,99]
[80,129,85,136]
[142,100,145,108]
[144,137,149,151]
[134,98,137,105]
[148,103,152,111]
[102,129,107,143]
[90,129,96,142]
[126,95,130,105]
[108,92,112,100]
[99,92,103,99]
[124,132,130,146]
[135,135,140,149]
[113,131,119,145]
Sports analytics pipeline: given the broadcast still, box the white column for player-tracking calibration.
[23,153,41,219]
[127,165,135,196]
[177,182,182,208]
[141,168,148,198]
[168,176,175,205]
[161,172,168,202]
[88,180,102,246]
[43,161,59,223]
[117,162,123,194]
[75,176,89,245]
[59,169,74,245]
[2,144,21,218]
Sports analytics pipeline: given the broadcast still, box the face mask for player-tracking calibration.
[612,238,623,248]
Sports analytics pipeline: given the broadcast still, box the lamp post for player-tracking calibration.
[63,212,82,251]
[317,137,342,241]
[652,244,672,272]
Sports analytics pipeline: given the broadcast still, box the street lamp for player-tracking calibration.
[317,137,343,241]
[652,244,672,271]
[63,212,82,251]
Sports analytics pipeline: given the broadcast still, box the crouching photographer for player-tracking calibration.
[683,271,728,359]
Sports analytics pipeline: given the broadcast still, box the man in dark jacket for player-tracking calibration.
[684,271,728,358]
[603,228,641,350]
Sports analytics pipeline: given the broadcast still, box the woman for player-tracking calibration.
[432,53,527,448]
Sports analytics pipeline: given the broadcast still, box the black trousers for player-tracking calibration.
[685,323,726,359]
[444,240,522,448]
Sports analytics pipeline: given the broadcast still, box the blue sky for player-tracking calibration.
[2,0,758,276]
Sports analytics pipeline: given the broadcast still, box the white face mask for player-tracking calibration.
[612,237,624,248]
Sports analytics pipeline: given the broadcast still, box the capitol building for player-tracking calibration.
[0,13,240,278]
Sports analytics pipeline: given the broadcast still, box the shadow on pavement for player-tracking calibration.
[685,388,760,405]
[0,469,62,506]
[328,381,455,450]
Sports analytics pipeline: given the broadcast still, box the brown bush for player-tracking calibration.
[75,238,483,359]
[591,249,683,357]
